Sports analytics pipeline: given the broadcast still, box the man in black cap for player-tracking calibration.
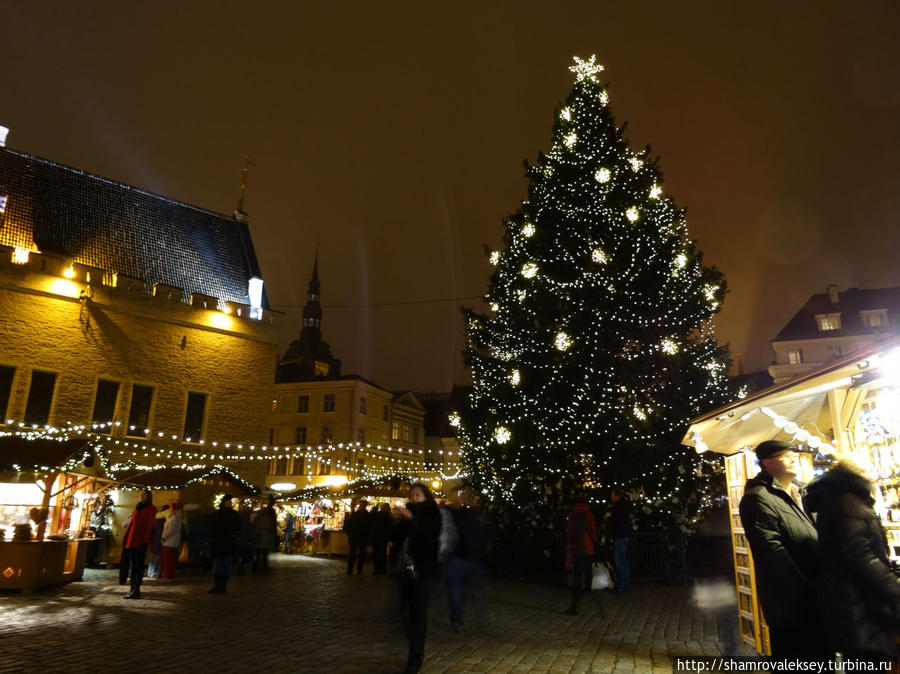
[739,440,825,660]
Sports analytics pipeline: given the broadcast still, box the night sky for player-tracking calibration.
[3,2,899,392]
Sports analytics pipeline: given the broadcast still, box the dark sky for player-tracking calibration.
[3,2,900,391]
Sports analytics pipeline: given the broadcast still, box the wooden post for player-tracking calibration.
[35,472,59,540]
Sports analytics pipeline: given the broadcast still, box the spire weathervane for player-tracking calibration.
[236,154,253,213]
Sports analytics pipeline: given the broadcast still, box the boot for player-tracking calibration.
[208,576,225,593]
[124,586,141,600]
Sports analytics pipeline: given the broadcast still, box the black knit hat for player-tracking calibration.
[755,440,797,461]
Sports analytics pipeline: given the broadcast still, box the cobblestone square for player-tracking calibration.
[0,554,749,673]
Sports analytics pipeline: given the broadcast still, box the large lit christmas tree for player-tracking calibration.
[456,56,734,530]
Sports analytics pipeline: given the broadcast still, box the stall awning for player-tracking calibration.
[0,435,94,471]
[112,465,259,496]
[684,391,831,455]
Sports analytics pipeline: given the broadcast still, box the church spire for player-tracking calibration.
[302,251,322,335]
[233,155,252,223]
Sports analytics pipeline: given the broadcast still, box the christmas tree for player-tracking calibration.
[456,56,734,530]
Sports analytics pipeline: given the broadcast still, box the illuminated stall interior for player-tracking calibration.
[683,337,900,655]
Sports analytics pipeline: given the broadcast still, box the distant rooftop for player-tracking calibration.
[0,145,266,307]
[774,285,900,342]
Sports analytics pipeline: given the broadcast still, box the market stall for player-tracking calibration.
[683,338,900,655]
[0,434,113,592]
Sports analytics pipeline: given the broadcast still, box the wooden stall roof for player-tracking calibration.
[113,465,259,496]
[0,435,93,471]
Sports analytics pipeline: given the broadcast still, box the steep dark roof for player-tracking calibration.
[0,146,266,307]
[774,287,900,342]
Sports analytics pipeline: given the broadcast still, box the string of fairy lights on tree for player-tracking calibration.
[455,56,735,530]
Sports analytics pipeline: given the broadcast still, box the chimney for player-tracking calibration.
[827,284,839,304]
[0,125,8,147]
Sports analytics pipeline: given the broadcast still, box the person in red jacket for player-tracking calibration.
[123,489,157,599]
[565,497,598,615]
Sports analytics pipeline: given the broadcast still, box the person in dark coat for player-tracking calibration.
[445,504,487,629]
[605,488,632,592]
[209,494,242,593]
[370,503,393,574]
[252,496,278,574]
[739,440,827,660]
[392,483,441,674]
[566,498,598,615]
[346,500,373,575]
[805,459,900,661]
[122,489,157,600]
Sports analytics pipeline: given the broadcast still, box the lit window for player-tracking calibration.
[402,423,411,442]
[392,421,400,440]
[323,394,335,412]
[860,309,888,328]
[787,349,803,365]
[815,313,841,331]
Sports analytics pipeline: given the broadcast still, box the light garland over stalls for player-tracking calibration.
[456,56,734,530]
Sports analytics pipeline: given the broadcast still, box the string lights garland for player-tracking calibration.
[456,56,735,530]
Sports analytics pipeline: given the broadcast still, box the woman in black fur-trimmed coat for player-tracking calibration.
[805,461,900,660]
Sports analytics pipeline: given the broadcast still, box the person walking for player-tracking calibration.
[236,500,254,575]
[565,497,598,615]
[282,510,296,554]
[122,489,157,599]
[209,494,242,594]
[739,440,827,660]
[252,496,278,574]
[445,505,487,630]
[346,499,372,575]
[371,503,393,574]
[160,500,183,580]
[146,505,167,579]
[805,459,900,662]
[605,488,631,592]
[118,513,133,586]
[393,483,442,674]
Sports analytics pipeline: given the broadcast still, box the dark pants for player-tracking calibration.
[372,537,388,574]
[119,545,130,584]
[446,556,485,625]
[399,578,433,673]
[253,547,269,573]
[613,537,630,591]
[769,624,829,661]
[347,539,367,573]
[569,553,592,610]
[127,546,147,591]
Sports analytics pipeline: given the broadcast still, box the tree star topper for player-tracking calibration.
[569,55,604,83]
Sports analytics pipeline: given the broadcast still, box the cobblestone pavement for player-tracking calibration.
[0,554,750,673]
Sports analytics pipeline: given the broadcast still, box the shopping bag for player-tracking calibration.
[591,562,611,590]
[177,542,189,564]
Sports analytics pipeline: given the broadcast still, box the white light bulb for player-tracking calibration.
[490,302,499,312]
[625,207,640,223]
[660,339,678,355]
[649,185,662,199]
[599,90,609,105]
[495,426,511,444]
[560,107,572,121]
[555,332,572,352]
[521,262,538,278]
[629,157,643,172]
[592,248,608,264]
[448,413,461,428]
[522,222,535,238]
[509,369,521,386]
[563,133,577,148]
[674,253,687,269]
[594,168,611,184]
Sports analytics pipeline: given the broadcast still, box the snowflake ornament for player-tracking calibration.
[569,55,604,83]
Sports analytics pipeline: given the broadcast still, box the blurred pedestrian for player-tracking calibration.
[282,509,296,554]
[805,459,900,662]
[346,499,372,575]
[252,496,278,574]
[604,488,632,592]
[565,497,598,615]
[371,502,392,574]
[118,513,132,585]
[236,500,254,575]
[147,505,168,579]
[445,505,487,630]
[209,494,242,594]
[392,483,441,674]
[160,500,183,579]
[122,489,157,599]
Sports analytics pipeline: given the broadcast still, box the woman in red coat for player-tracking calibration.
[565,498,598,615]
[123,489,157,599]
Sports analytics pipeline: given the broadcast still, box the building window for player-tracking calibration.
[92,380,120,427]
[357,427,366,444]
[275,457,288,475]
[271,398,278,413]
[295,426,307,444]
[183,392,207,442]
[318,459,331,475]
[861,309,888,328]
[321,425,333,443]
[402,423,411,442]
[787,349,803,365]
[413,426,420,444]
[292,456,305,475]
[24,371,57,428]
[269,428,274,444]
[127,385,154,437]
[815,313,841,331]
[314,361,329,376]
[0,366,15,423]
[383,405,389,422]
[392,421,400,440]
[359,395,367,415]
[323,394,335,412]
[297,395,309,413]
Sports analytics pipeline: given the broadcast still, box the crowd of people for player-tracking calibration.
[739,440,900,664]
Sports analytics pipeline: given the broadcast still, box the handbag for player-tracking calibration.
[591,562,611,590]
[394,538,418,581]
